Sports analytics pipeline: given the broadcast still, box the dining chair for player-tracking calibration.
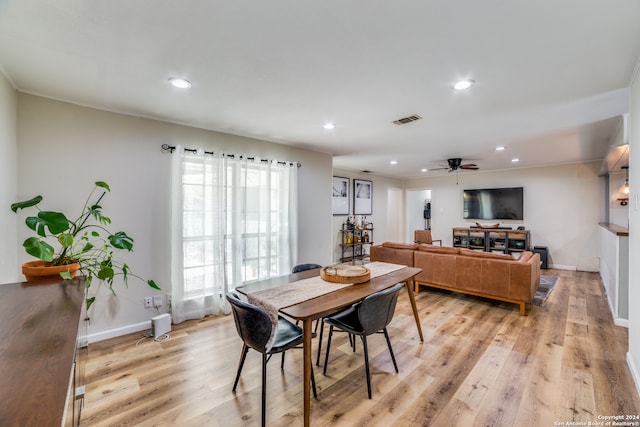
[414,229,442,246]
[322,282,404,399]
[292,263,322,273]
[226,292,317,427]
[290,263,344,365]
[291,263,323,335]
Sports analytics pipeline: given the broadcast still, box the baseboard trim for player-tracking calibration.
[627,352,640,400]
[549,264,577,271]
[597,271,629,328]
[81,321,151,344]
[614,317,630,328]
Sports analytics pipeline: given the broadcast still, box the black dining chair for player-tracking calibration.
[226,292,317,427]
[322,282,404,399]
[290,263,353,366]
[292,263,322,273]
[291,263,323,334]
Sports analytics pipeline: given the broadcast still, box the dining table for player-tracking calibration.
[237,262,422,427]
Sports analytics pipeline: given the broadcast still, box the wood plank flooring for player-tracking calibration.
[81,269,640,426]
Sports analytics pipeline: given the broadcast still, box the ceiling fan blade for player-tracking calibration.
[460,164,479,170]
[429,167,450,171]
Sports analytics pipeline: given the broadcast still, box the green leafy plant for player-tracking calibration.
[11,181,159,309]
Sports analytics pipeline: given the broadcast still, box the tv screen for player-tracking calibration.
[463,187,524,220]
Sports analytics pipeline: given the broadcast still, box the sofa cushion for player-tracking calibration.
[381,242,418,250]
[416,244,459,255]
[458,248,515,260]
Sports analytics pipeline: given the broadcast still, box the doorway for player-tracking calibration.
[406,189,431,242]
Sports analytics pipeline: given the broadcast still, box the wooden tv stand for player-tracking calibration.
[452,227,530,253]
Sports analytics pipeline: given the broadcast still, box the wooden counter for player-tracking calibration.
[0,277,85,426]
[598,222,629,236]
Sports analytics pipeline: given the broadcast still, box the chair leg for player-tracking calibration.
[383,328,399,373]
[311,365,318,399]
[232,344,249,392]
[361,335,372,399]
[261,353,267,427]
[281,351,285,369]
[323,325,334,375]
[316,318,325,366]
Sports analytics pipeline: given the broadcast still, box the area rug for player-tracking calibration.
[530,275,559,306]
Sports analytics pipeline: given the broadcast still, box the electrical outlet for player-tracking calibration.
[144,297,153,308]
[153,295,163,307]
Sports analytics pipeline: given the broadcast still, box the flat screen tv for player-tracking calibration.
[463,187,524,220]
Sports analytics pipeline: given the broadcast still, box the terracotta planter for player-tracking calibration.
[22,260,81,282]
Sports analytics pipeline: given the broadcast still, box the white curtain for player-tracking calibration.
[170,145,298,323]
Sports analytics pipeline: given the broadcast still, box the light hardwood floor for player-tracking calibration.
[81,269,640,426]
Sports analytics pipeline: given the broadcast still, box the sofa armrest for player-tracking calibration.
[370,244,415,267]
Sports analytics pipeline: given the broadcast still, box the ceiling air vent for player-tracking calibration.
[393,114,422,125]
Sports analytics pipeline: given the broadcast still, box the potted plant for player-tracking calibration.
[11,181,159,309]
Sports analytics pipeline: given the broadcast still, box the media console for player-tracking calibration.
[452,227,530,254]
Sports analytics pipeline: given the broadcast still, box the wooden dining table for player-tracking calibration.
[237,263,422,427]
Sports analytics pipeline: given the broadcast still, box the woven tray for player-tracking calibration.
[320,265,371,284]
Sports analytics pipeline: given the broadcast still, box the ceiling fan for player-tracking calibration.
[431,158,479,172]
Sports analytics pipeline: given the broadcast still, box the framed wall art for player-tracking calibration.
[332,176,349,215]
[353,179,372,215]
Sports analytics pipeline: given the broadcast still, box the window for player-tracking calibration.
[170,148,298,322]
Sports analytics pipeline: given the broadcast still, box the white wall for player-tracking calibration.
[0,71,18,284]
[628,62,640,397]
[330,170,403,263]
[386,187,404,242]
[405,162,605,271]
[16,94,333,341]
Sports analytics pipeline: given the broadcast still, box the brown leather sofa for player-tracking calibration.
[370,242,541,315]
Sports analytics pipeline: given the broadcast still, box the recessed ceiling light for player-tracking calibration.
[495,146,505,151]
[453,79,475,90]
[511,158,520,162]
[421,168,428,172]
[169,78,192,89]
[323,123,335,130]
[390,160,398,165]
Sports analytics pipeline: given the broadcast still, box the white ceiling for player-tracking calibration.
[1,0,639,179]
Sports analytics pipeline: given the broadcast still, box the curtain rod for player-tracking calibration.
[161,144,301,168]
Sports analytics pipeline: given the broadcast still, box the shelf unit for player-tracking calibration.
[340,227,374,263]
[452,227,530,254]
